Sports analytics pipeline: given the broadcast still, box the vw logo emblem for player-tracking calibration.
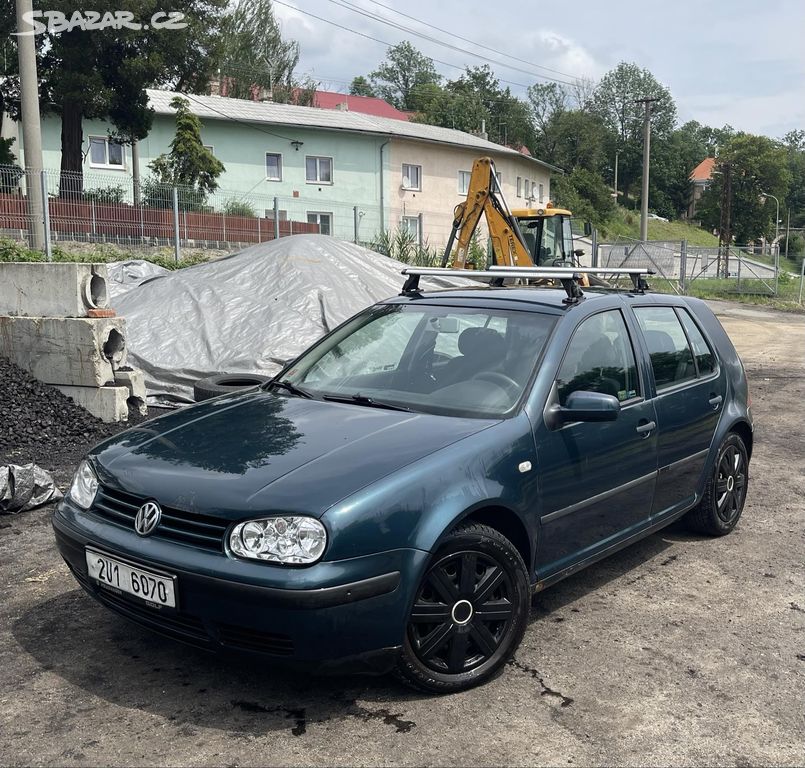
[134,501,162,537]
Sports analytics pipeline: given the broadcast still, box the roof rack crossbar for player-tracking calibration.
[489,265,653,294]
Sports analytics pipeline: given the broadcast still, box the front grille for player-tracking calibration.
[92,486,229,552]
[217,623,295,656]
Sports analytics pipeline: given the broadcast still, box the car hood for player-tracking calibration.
[92,390,497,520]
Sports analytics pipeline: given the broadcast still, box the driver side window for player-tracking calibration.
[556,310,640,406]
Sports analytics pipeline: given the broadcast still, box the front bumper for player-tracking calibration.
[53,500,428,674]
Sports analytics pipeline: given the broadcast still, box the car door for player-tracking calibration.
[535,308,659,577]
[633,305,726,517]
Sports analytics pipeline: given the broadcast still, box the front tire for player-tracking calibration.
[685,432,749,536]
[395,522,529,694]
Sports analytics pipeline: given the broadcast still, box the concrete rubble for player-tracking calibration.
[0,262,146,422]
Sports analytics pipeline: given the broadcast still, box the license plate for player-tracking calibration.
[85,549,177,609]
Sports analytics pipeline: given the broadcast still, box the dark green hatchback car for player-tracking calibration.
[53,270,752,693]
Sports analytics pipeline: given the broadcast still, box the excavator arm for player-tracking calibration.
[441,157,535,268]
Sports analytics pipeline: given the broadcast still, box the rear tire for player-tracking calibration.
[685,432,749,536]
[395,522,529,694]
[193,373,272,402]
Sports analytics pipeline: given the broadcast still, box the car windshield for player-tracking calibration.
[279,304,556,417]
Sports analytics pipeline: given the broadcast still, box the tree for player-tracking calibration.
[145,96,224,209]
[369,41,440,111]
[697,134,791,243]
[349,76,376,98]
[782,130,805,228]
[16,0,227,197]
[590,62,676,202]
[218,0,299,101]
[552,167,616,229]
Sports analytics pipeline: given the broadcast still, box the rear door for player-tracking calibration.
[535,308,658,576]
[633,305,726,516]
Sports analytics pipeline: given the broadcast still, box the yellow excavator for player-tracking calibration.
[441,156,590,276]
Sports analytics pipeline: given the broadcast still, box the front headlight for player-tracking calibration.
[68,459,98,510]
[229,516,327,565]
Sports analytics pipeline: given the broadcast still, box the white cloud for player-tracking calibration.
[535,30,606,81]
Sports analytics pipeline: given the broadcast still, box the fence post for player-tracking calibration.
[679,239,687,293]
[773,246,779,297]
[222,209,226,242]
[39,170,52,261]
[353,205,358,243]
[257,216,261,243]
[799,254,804,304]
[273,197,280,239]
[172,186,180,263]
[591,228,598,267]
[736,250,742,293]
[90,198,96,238]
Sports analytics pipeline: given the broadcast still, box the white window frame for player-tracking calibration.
[401,214,421,243]
[523,178,530,200]
[516,176,522,197]
[401,163,422,191]
[203,144,215,154]
[538,183,545,204]
[458,170,472,195]
[265,152,283,182]
[305,155,333,185]
[88,136,125,169]
[307,211,333,235]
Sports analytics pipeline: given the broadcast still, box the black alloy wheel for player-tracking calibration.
[685,432,749,536]
[396,522,529,693]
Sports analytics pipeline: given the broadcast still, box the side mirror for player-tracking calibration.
[547,390,620,429]
[573,248,585,258]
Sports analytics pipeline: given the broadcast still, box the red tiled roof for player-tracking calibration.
[312,91,411,121]
[690,157,715,182]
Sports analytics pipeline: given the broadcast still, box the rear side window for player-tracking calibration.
[677,309,715,376]
[557,310,640,405]
[634,307,696,389]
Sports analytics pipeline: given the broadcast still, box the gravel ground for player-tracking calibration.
[0,301,803,767]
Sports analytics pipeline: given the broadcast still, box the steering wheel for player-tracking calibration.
[472,371,521,400]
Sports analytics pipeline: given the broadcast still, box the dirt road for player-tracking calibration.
[1,301,803,767]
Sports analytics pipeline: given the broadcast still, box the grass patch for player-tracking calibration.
[651,274,805,312]
[0,238,208,270]
[600,207,719,247]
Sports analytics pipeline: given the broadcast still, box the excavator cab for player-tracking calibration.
[512,206,575,267]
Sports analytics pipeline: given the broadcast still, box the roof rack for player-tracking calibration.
[400,265,651,304]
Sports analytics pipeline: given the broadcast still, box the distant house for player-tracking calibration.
[688,157,715,220]
[310,91,412,121]
[12,89,558,247]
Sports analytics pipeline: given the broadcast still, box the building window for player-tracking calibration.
[531,182,538,200]
[203,144,215,155]
[402,215,421,243]
[523,178,530,200]
[306,156,333,184]
[458,170,472,195]
[402,164,421,191]
[538,183,544,203]
[516,177,522,197]
[266,153,283,181]
[89,137,124,168]
[495,171,502,186]
[307,211,333,235]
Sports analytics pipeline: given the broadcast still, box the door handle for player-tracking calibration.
[635,420,656,436]
[709,394,723,409]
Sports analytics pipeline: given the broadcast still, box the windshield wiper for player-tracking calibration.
[267,379,314,399]
[322,393,411,412]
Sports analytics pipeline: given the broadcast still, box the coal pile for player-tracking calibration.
[0,355,142,470]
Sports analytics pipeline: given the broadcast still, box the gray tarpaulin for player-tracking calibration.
[0,464,63,514]
[111,235,470,402]
[106,259,170,299]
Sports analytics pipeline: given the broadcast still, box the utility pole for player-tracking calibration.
[15,0,46,252]
[635,98,659,242]
[717,162,732,278]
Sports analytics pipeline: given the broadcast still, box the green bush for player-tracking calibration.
[223,199,257,217]
[84,185,126,204]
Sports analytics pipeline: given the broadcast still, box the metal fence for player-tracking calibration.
[594,235,803,302]
[0,167,391,260]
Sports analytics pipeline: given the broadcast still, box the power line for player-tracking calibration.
[325,0,579,86]
[362,0,582,81]
[271,0,572,90]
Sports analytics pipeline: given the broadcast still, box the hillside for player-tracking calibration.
[600,207,720,246]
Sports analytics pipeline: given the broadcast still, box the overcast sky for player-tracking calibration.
[273,0,805,139]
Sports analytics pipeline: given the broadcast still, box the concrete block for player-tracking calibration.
[0,316,127,387]
[56,385,129,423]
[0,262,110,317]
[114,368,147,415]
